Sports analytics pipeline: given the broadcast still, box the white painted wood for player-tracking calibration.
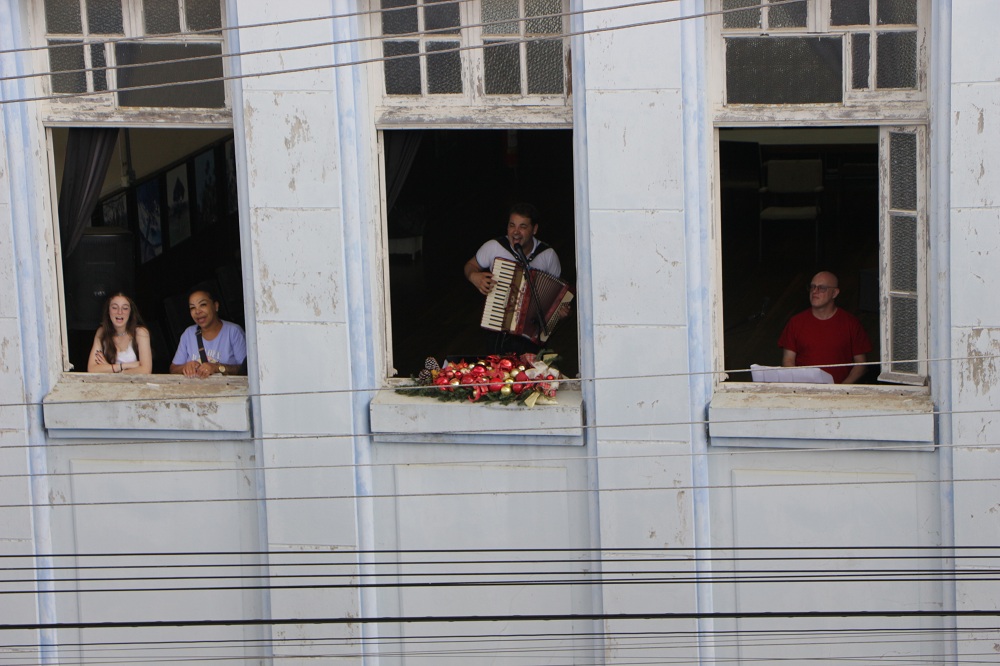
[708,389,935,444]
[42,375,251,434]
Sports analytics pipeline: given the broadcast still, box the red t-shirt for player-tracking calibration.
[778,308,872,383]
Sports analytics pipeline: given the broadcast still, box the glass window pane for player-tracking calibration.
[383,0,418,34]
[526,0,561,34]
[889,131,917,211]
[831,0,870,26]
[383,41,421,95]
[851,32,870,88]
[186,0,222,33]
[527,39,563,94]
[144,0,181,34]
[427,41,462,93]
[877,0,917,25]
[725,37,843,104]
[49,40,87,93]
[768,0,807,29]
[484,40,521,95]
[722,0,760,29]
[44,0,82,34]
[425,0,460,34]
[91,42,108,91]
[115,42,225,107]
[890,214,917,292]
[891,296,918,374]
[87,0,124,34]
[876,31,917,89]
[483,0,519,35]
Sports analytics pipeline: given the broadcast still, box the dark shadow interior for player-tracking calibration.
[58,128,243,374]
[720,127,881,382]
[385,129,578,378]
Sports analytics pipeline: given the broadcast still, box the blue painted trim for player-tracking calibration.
[928,2,956,663]
[331,2,381,662]
[569,0,605,658]
[680,1,716,663]
[0,1,57,659]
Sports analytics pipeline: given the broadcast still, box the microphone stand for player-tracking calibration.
[513,243,550,341]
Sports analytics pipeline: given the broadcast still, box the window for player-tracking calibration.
[380,129,578,380]
[54,128,244,375]
[719,0,924,106]
[42,0,225,108]
[713,1,930,389]
[378,0,569,103]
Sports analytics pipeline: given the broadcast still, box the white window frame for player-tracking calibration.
[711,0,928,121]
[35,0,231,122]
[878,124,928,385]
[707,2,934,446]
[370,0,572,126]
[39,121,247,437]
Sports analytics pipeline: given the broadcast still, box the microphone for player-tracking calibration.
[512,242,529,266]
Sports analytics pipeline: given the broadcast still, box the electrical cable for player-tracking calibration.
[0,0,809,106]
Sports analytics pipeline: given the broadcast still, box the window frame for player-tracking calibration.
[36,0,231,120]
[709,0,932,398]
[711,0,928,117]
[371,0,571,112]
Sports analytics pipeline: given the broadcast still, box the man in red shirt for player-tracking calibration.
[778,271,872,384]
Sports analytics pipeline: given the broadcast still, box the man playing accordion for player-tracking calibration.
[463,203,570,354]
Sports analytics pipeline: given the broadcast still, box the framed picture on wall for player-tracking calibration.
[102,191,128,229]
[166,164,191,247]
[136,178,162,263]
[194,148,218,226]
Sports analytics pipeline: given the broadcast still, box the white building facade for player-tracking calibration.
[1,0,997,663]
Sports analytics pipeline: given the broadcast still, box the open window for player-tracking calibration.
[381,129,577,380]
[719,125,926,387]
[53,127,245,374]
[708,2,933,444]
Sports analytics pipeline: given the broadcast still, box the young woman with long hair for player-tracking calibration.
[87,293,153,374]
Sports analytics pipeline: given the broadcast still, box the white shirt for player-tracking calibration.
[474,238,562,277]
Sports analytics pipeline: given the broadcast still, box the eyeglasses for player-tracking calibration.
[809,284,835,293]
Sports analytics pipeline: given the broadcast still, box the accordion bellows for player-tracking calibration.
[481,257,574,344]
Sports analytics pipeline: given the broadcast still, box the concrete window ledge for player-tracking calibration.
[43,374,251,439]
[370,387,584,446]
[708,386,935,450]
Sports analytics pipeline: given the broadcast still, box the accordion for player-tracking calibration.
[480,257,574,344]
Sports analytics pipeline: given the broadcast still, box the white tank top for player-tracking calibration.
[116,344,138,364]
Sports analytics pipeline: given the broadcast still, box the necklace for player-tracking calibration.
[114,331,129,338]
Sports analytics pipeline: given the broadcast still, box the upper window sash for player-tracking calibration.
[41,0,227,110]
[716,0,926,110]
[376,0,569,105]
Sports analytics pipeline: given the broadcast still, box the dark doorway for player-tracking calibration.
[385,129,578,378]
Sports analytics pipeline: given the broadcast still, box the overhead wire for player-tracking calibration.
[0,2,985,663]
[0,0,807,105]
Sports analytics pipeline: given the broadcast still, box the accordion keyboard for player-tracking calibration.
[481,258,519,331]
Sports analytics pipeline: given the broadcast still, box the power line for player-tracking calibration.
[0,0,689,84]
[0,0,806,106]
[0,350,986,410]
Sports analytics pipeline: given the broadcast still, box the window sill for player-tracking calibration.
[708,384,935,450]
[369,387,584,446]
[42,374,251,439]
